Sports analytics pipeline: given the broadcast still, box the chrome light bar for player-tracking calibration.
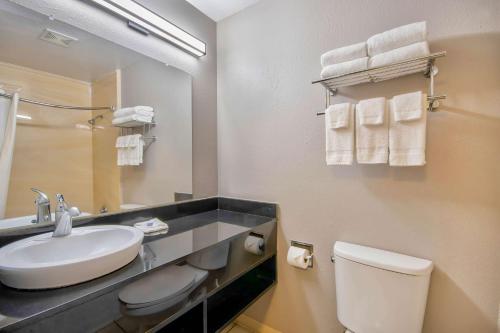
[88,0,206,57]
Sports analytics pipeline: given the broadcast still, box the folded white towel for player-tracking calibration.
[357,97,386,125]
[321,42,367,67]
[112,114,153,126]
[392,91,424,121]
[134,218,169,235]
[356,98,389,164]
[320,57,369,79]
[367,21,427,56]
[116,134,145,166]
[326,103,354,165]
[389,93,427,166]
[114,106,154,118]
[325,103,350,129]
[368,42,430,68]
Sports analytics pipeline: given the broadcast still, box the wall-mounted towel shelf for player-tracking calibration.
[313,51,446,115]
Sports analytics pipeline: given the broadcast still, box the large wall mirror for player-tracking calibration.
[0,2,192,232]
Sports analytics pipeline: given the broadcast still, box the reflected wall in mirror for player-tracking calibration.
[0,2,192,231]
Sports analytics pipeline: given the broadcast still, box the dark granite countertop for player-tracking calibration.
[0,197,277,332]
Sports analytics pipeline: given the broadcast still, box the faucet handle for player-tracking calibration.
[31,188,49,204]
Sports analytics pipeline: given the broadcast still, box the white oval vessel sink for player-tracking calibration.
[0,225,144,289]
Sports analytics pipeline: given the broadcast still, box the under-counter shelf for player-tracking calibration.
[313,51,447,114]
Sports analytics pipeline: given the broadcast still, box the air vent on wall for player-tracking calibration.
[39,28,78,48]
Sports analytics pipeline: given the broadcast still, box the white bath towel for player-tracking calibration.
[134,218,169,235]
[321,42,367,67]
[325,103,354,165]
[357,97,386,125]
[320,57,369,79]
[392,91,424,121]
[389,93,427,166]
[368,42,430,68]
[112,114,153,126]
[114,106,154,118]
[116,134,144,166]
[325,103,350,129]
[367,21,427,56]
[356,98,388,164]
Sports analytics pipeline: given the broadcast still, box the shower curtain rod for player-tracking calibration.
[0,92,114,111]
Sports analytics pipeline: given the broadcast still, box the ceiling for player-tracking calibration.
[0,1,148,82]
[185,0,261,22]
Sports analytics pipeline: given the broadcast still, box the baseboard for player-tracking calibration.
[235,315,282,333]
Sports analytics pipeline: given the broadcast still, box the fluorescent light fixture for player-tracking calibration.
[16,114,32,120]
[88,0,206,57]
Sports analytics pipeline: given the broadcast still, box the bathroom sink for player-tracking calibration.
[0,225,144,289]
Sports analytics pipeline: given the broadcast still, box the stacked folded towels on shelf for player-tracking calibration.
[367,21,429,68]
[319,21,430,78]
[116,134,145,166]
[112,106,154,126]
[320,42,368,79]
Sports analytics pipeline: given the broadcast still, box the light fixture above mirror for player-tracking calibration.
[87,0,206,57]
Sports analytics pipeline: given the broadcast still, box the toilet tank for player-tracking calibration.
[333,242,433,333]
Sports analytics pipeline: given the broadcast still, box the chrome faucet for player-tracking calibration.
[31,188,51,224]
[53,193,80,237]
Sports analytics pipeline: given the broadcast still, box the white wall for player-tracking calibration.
[121,61,192,205]
[217,0,500,332]
[11,0,218,197]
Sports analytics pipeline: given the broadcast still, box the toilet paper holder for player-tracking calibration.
[291,240,314,268]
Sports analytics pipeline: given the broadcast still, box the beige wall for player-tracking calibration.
[91,71,121,214]
[1,62,94,217]
[217,0,500,332]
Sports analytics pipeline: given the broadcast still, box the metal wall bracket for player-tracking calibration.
[291,240,314,268]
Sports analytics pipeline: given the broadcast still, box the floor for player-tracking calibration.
[225,323,253,333]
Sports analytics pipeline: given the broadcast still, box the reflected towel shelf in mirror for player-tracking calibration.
[313,51,447,114]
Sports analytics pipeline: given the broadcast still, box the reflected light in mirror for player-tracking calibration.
[16,114,32,120]
[88,0,206,57]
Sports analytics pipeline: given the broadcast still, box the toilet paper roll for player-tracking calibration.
[287,246,311,270]
[244,235,264,255]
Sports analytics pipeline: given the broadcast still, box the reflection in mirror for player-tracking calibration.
[0,2,192,232]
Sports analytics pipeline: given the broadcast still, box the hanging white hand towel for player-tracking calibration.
[320,42,367,67]
[367,21,427,56]
[356,97,389,164]
[368,42,430,68]
[320,57,368,79]
[325,103,354,165]
[389,92,427,166]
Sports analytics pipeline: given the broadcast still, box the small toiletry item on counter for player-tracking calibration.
[134,218,169,236]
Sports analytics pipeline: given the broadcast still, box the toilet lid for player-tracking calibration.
[119,265,198,306]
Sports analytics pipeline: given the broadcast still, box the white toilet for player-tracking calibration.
[333,241,433,333]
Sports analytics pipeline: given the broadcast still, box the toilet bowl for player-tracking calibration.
[333,241,433,333]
